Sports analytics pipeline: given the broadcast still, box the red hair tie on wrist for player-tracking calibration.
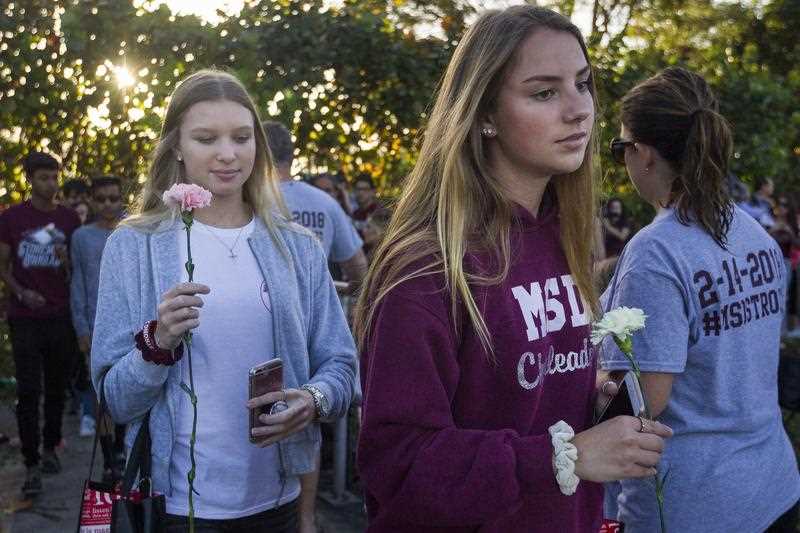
[135,320,183,365]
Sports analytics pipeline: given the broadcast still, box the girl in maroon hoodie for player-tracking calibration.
[354,6,672,532]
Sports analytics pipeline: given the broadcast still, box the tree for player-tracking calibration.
[541,0,799,224]
[1,0,796,211]
[0,0,468,202]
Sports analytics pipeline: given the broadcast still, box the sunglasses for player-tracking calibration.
[609,138,635,165]
[93,194,121,204]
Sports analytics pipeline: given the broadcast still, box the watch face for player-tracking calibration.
[305,385,330,417]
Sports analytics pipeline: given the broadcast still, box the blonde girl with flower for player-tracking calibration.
[91,69,358,532]
[601,67,800,532]
[354,6,672,532]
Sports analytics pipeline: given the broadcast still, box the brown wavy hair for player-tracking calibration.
[621,67,733,247]
[354,5,600,356]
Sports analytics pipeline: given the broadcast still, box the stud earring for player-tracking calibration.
[481,127,496,138]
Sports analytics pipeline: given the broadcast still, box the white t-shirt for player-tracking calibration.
[166,218,300,519]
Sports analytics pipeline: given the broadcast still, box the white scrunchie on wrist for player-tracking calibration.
[549,420,580,496]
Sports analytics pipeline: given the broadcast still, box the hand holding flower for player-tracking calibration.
[154,282,210,350]
[571,415,672,482]
[592,306,670,532]
[161,183,212,533]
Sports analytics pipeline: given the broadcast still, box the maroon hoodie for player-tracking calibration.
[358,205,603,532]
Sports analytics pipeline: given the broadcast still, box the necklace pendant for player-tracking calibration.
[229,251,237,259]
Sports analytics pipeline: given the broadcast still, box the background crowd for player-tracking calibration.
[600,176,800,334]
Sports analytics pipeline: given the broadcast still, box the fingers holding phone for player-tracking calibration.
[594,371,648,425]
[248,358,283,443]
[595,369,625,417]
[248,388,316,447]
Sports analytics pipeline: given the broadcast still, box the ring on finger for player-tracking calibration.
[637,416,652,433]
[601,380,616,395]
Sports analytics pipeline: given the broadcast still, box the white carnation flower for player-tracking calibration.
[590,306,647,346]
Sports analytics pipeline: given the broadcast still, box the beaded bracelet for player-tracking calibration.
[549,420,580,496]
[134,320,183,366]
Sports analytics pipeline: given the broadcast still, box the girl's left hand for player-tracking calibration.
[247,388,316,446]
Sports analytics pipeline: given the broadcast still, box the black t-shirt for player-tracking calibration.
[603,217,631,258]
[0,201,81,319]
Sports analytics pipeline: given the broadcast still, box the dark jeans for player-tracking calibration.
[767,499,800,532]
[10,317,78,467]
[165,499,298,533]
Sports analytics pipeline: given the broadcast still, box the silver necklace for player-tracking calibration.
[200,223,247,260]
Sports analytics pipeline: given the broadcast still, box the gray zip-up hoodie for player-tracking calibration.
[90,215,359,495]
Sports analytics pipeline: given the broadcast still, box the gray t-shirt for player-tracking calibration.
[280,181,362,262]
[70,223,113,337]
[601,206,799,532]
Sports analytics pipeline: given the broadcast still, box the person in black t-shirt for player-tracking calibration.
[601,197,632,259]
[351,174,381,235]
[0,152,81,497]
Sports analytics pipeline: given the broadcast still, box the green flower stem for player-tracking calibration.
[614,336,667,533]
[180,215,198,533]
[656,475,667,533]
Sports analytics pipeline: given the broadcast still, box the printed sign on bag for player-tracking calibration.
[600,519,624,532]
[78,484,146,533]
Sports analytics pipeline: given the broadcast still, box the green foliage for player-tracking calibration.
[566,0,800,226]
[0,0,468,201]
[0,0,797,217]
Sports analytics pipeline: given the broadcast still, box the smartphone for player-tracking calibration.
[248,358,283,443]
[594,371,646,425]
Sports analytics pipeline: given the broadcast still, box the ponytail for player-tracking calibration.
[621,67,733,248]
[674,107,733,247]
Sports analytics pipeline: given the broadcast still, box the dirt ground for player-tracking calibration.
[0,402,366,533]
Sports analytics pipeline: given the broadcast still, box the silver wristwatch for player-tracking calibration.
[301,384,331,419]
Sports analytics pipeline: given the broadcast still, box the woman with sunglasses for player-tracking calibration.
[601,67,799,532]
[355,6,673,532]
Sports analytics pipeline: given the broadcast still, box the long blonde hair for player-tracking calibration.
[354,6,600,355]
[124,69,288,233]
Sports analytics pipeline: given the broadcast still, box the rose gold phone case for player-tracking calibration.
[248,358,283,443]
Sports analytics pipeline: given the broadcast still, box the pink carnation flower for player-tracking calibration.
[162,183,213,212]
